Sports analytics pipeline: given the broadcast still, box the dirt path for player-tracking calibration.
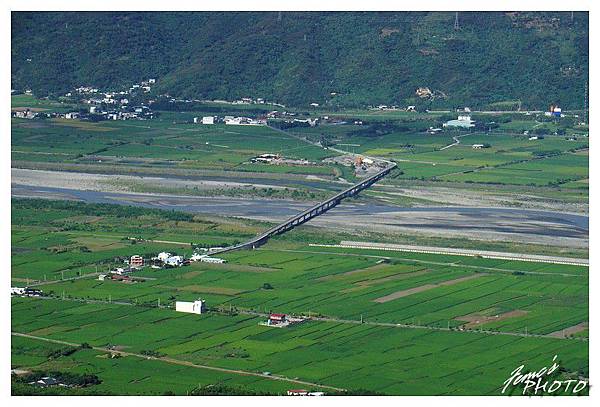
[439,133,470,150]
[11,332,346,392]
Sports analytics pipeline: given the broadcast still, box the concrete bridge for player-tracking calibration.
[211,162,397,255]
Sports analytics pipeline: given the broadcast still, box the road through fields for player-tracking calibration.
[11,332,347,392]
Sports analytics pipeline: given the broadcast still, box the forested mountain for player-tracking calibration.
[11,11,588,109]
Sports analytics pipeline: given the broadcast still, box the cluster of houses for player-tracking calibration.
[11,287,43,297]
[545,105,563,118]
[260,313,306,328]
[11,109,41,119]
[11,106,154,122]
[68,79,156,101]
[28,376,67,388]
[287,389,325,396]
[96,251,226,282]
[250,153,315,166]
[213,97,285,107]
[192,115,266,126]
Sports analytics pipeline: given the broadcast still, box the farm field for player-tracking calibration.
[11,115,341,177]
[11,93,589,395]
[37,245,588,337]
[10,187,589,396]
[12,199,588,339]
[11,335,292,395]
[11,298,588,395]
[291,124,588,187]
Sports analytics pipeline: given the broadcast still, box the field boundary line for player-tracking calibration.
[11,332,346,392]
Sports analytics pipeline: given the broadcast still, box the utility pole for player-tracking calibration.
[454,12,460,31]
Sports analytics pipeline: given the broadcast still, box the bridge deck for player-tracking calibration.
[211,162,396,255]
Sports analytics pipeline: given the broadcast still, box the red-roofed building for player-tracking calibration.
[269,313,286,323]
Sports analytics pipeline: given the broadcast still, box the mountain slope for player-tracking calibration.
[11,11,588,109]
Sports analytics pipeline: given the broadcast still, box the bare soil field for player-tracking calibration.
[455,310,529,328]
[373,274,485,303]
[548,322,589,338]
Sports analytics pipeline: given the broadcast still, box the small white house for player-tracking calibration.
[202,116,215,125]
[98,274,107,281]
[175,299,206,314]
[472,144,485,149]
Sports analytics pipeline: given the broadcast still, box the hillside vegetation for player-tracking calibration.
[12,11,588,109]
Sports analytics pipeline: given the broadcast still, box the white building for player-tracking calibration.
[202,116,215,125]
[11,287,25,295]
[157,252,171,262]
[200,256,226,264]
[175,299,206,314]
[443,115,475,128]
[224,116,242,125]
[165,256,183,267]
[98,274,107,281]
[190,253,204,261]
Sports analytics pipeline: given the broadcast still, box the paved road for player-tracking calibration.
[439,133,470,150]
[11,332,346,392]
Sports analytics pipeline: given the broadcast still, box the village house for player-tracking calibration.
[130,255,144,268]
